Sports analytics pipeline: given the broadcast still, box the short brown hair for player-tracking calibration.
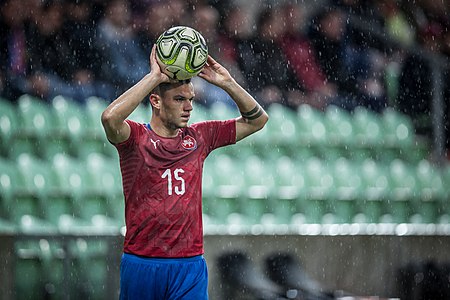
[151,79,192,96]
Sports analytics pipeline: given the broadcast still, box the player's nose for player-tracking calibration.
[184,100,193,111]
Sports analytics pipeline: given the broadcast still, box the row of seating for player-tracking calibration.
[0,152,123,226]
[0,95,429,162]
[2,152,448,231]
[202,153,450,225]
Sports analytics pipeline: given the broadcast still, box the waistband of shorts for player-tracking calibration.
[122,252,204,264]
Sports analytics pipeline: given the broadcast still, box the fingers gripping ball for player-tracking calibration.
[156,26,208,80]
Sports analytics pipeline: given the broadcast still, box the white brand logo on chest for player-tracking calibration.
[150,139,160,149]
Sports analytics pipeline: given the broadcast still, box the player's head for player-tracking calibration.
[149,79,195,130]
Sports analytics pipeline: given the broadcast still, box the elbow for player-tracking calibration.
[101,109,112,127]
[101,109,120,130]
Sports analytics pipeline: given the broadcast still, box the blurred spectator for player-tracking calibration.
[278,3,339,110]
[308,6,387,112]
[25,0,79,101]
[0,0,32,100]
[63,0,115,102]
[236,7,302,109]
[95,0,148,97]
[396,22,444,131]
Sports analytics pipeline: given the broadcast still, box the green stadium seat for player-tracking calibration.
[16,95,58,156]
[297,104,327,146]
[303,157,334,223]
[265,103,299,147]
[49,95,89,158]
[85,153,124,223]
[128,103,151,124]
[207,154,244,224]
[190,102,212,124]
[330,158,361,223]
[0,97,19,156]
[1,156,42,222]
[209,101,238,120]
[381,107,414,148]
[16,153,73,224]
[52,153,117,222]
[324,105,354,147]
[386,159,417,223]
[412,159,444,223]
[359,159,389,223]
[77,96,120,159]
[241,155,275,224]
[85,96,109,139]
[351,106,383,152]
[272,156,307,224]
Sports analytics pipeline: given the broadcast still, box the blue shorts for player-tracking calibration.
[120,253,209,300]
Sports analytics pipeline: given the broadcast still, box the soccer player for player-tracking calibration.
[101,45,268,299]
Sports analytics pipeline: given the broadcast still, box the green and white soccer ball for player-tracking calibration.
[156,26,208,80]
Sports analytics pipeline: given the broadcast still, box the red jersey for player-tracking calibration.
[115,119,236,257]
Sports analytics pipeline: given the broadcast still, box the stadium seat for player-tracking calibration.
[386,159,417,223]
[303,157,334,223]
[265,103,299,152]
[241,155,275,224]
[0,158,20,204]
[52,153,117,222]
[1,156,42,222]
[50,95,88,158]
[81,96,118,158]
[16,95,58,157]
[412,160,444,223]
[85,153,124,223]
[351,106,383,153]
[330,158,361,223]
[84,96,108,138]
[272,156,307,224]
[16,153,72,224]
[209,101,238,120]
[381,107,414,148]
[206,154,244,224]
[190,102,212,124]
[324,105,354,147]
[297,104,328,146]
[0,97,19,157]
[359,159,389,223]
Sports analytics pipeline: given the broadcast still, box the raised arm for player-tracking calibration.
[101,46,169,144]
[198,56,269,142]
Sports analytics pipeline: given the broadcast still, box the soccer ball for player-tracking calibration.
[155,26,208,80]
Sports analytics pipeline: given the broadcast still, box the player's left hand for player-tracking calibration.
[198,55,233,87]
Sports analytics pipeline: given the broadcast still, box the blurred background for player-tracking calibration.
[1,0,450,299]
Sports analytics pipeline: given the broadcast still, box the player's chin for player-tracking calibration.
[179,118,190,127]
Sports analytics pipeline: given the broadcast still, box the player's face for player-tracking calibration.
[160,82,195,130]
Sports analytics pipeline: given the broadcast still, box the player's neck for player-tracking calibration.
[149,119,180,138]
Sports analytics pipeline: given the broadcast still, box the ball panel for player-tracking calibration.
[155,26,208,80]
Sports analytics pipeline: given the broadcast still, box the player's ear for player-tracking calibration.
[149,94,161,109]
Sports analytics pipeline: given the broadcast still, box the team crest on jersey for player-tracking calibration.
[182,135,197,150]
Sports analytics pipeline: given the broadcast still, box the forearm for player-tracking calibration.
[223,79,267,123]
[101,73,161,143]
[103,73,158,123]
[221,78,268,141]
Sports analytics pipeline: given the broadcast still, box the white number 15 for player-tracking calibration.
[161,168,185,196]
